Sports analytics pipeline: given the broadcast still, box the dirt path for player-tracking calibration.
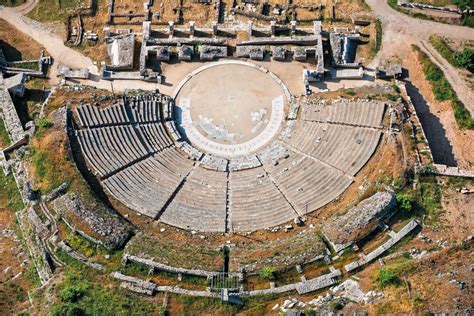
[420,40,474,117]
[0,7,97,73]
[365,0,474,68]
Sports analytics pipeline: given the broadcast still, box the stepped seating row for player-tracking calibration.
[76,102,129,128]
[129,98,163,123]
[159,166,227,232]
[76,125,149,177]
[264,152,353,214]
[76,96,169,128]
[101,150,193,218]
[286,121,382,176]
[229,167,296,231]
[137,123,173,152]
[301,100,385,128]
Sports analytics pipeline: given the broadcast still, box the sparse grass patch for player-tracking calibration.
[25,264,41,288]
[65,234,97,258]
[374,259,416,289]
[0,117,11,147]
[28,0,81,22]
[122,261,150,277]
[419,177,442,223]
[0,170,24,212]
[178,295,239,315]
[50,268,159,316]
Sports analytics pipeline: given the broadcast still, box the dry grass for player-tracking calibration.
[0,18,45,61]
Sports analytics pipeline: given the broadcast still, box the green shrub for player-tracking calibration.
[50,303,85,316]
[37,117,53,129]
[454,48,474,72]
[345,88,356,96]
[396,192,414,213]
[376,269,401,288]
[387,94,399,102]
[259,266,277,280]
[59,285,88,303]
[453,99,474,129]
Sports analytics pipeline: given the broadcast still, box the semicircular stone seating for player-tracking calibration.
[74,94,386,233]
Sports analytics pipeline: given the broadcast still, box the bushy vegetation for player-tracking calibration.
[259,266,277,280]
[345,88,356,96]
[413,45,474,129]
[396,192,415,213]
[392,171,443,224]
[429,36,474,72]
[37,117,53,129]
[374,259,416,289]
[376,269,401,288]
[387,94,399,102]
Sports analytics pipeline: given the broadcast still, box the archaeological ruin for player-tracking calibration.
[3,0,473,312]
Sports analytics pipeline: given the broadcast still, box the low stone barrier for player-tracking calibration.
[245,269,341,296]
[123,254,243,279]
[432,164,474,178]
[345,220,419,272]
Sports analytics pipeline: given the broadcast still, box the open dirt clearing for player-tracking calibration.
[176,63,285,144]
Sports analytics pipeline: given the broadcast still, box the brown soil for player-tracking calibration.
[0,210,32,314]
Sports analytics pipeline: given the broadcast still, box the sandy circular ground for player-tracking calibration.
[174,61,289,157]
